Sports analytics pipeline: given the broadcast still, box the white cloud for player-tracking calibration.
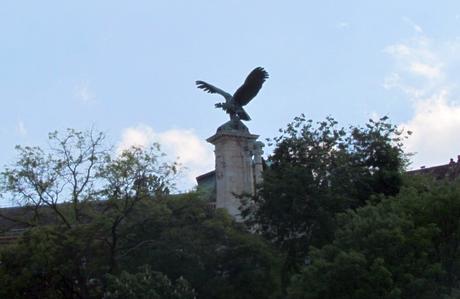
[385,44,411,56]
[402,16,424,34]
[384,34,460,169]
[409,62,441,79]
[337,21,350,30]
[384,37,442,84]
[118,125,155,151]
[75,81,95,103]
[400,90,460,167]
[16,120,27,136]
[117,124,214,191]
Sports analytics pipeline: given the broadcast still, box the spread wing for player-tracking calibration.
[196,80,232,101]
[232,67,269,106]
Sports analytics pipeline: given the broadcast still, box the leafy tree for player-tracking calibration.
[0,129,281,298]
[104,265,196,299]
[288,176,460,299]
[289,248,400,299]
[0,129,178,298]
[0,224,109,298]
[242,115,408,289]
[0,129,176,227]
[117,194,282,299]
[0,194,281,299]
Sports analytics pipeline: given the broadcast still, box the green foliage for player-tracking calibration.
[117,194,281,299]
[0,195,281,299]
[0,225,106,298]
[289,248,400,299]
[0,129,281,298]
[242,115,408,289]
[288,177,460,299]
[0,129,185,298]
[0,129,177,227]
[2,118,447,299]
[104,265,196,299]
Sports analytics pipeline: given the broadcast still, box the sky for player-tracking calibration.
[2,1,460,204]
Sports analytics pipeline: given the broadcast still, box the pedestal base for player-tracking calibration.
[207,120,260,221]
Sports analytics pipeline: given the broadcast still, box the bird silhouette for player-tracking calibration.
[196,67,269,121]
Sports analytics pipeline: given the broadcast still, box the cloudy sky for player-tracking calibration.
[2,1,460,199]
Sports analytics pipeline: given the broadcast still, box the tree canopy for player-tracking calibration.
[0,129,280,299]
[2,115,459,299]
[288,176,460,299]
[242,115,409,288]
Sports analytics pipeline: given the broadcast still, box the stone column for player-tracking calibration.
[252,141,265,187]
[207,120,259,221]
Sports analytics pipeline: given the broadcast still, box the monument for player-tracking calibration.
[196,67,268,220]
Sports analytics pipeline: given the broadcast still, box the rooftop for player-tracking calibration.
[407,155,460,180]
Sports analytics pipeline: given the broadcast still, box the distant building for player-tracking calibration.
[407,155,460,180]
[196,170,216,202]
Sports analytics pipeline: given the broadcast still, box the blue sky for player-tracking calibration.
[2,1,460,197]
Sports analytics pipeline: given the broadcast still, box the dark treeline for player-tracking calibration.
[1,117,459,298]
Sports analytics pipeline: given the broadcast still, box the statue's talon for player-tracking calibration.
[215,103,223,108]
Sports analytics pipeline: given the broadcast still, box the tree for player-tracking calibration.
[0,194,282,299]
[0,129,107,227]
[116,193,282,299]
[242,115,408,290]
[0,129,176,227]
[0,224,106,298]
[104,265,196,299]
[288,176,460,299]
[0,129,178,298]
[0,128,282,298]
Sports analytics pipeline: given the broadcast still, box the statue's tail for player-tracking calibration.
[236,107,251,121]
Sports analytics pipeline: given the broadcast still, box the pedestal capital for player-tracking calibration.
[207,130,259,145]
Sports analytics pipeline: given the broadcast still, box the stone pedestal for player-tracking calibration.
[207,119,262,221]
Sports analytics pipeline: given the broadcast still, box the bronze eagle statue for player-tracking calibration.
[196,67,269,121]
